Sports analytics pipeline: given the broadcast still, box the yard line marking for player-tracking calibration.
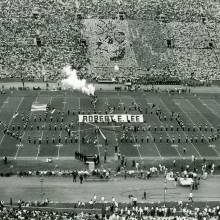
[101,125,122,128]
[0,97,10,127]
[96,137,101,160]
[5,155,220,161]
[213,99,220,108]
[36,96,53,160]
[144,98,182,158]
[136,145,142,160]
[0,97,9,114]
[106,97,119,148]
[36,145,41,160]
[85,122,97,127]
[159,98,202,159]
[127,97,143,160]
[0,97,24,149]
[131,133,143,160]
[132,97,163,159]
[72,127,95,133]
[187,98,219,130]
[176,100,219,157]
[57,93,67,160]
[186,98,220,157]
[14,143,23,160]
[56,144,63,160]
[146,131,163,159]
[195,98,218,129]
[21,92,40,140]
[131,97,163,159]
[199,99,220,120]
[78,97,81,153]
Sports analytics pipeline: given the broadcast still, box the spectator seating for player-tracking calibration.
[0,0,220,84]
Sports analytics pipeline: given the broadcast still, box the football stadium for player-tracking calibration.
[0,0,220,219]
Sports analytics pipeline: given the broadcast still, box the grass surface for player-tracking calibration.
[0,90,220,170]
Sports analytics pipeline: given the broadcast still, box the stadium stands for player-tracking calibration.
[0,0,220,83]
[1,2,220,219]
[0,202,220,219]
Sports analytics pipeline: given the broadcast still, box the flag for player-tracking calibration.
[31,103,47,112]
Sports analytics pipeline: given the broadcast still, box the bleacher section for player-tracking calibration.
[0,0,219,84]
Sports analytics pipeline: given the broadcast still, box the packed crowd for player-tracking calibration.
[2,0,219,21]
[0,201,220,220]
[1,151,216,186]
[0,0,219,83]
[0,6,89,81]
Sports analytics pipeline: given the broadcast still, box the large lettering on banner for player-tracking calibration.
[78,114,144,123]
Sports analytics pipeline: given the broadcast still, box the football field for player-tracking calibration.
[0,90,220,161]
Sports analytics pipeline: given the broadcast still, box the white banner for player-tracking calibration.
[79,114,144,123]
[178,178,193,186]
[31,103,47,112]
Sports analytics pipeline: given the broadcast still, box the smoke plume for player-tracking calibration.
[61,65,95,96]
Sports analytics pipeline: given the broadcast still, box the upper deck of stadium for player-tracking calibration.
[0,0,220,83]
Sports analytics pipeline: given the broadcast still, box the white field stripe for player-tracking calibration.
[0,97,24,148]
[131,132,143,160]
[194,99,217,129]
[57,144,60,160]
[57,93,67,160]
[101,125,122,128]
[106,97,119,150]
[0,97,9,114]
[120,96,144,160]
[4,155,220,161]
[36,97,53,160]
[199,99,220,120]
[0,97,9,129]
[159,97,202,159]
[78,97,81,153]
[120,96,143,159]
[96,136,101,160]
[94,98,107,160]
[131,97,165,159]
[84,121,97,127]
[213,99,220,108]
[72,127,95,133]
[143,97,182,158]
[186,99,220,157]
[146,131,163,159]
[15,94,39,159]
[21,93,40,139]
[14,143,23,160]
[186,98,218,134]
[15,94,40,159]
[175,100,219,157]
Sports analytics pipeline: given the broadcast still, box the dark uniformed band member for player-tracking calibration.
[166,135,169,143]
[146,135,149,143]
[178,135,181,143]
[141,135,144,143]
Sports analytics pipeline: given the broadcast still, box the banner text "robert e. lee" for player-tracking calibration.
[78,114,144,123]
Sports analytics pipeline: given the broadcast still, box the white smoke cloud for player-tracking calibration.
[61,65,95,96]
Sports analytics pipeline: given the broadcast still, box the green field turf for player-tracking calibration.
[0,90,220,161]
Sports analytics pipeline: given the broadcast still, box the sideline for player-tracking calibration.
[1,82,220,93]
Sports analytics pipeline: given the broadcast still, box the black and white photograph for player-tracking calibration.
[0,0,220,219]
